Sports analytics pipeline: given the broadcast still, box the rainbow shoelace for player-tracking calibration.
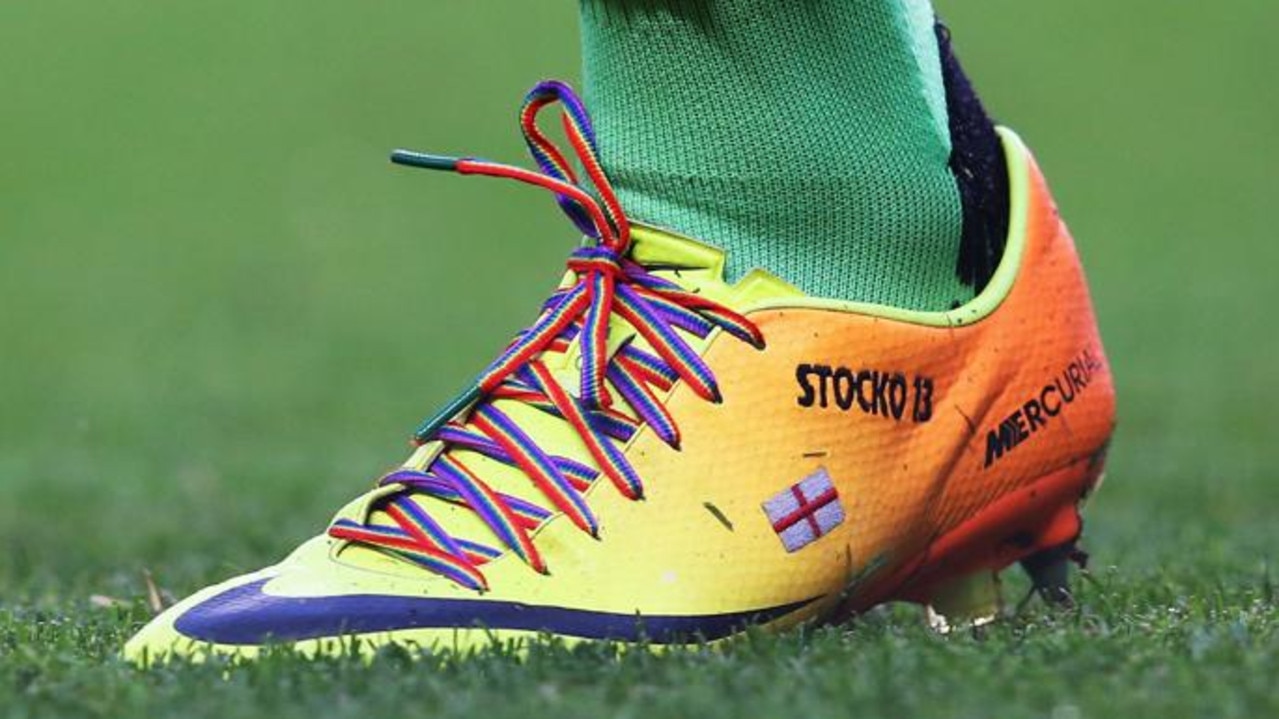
[328,81,765,592]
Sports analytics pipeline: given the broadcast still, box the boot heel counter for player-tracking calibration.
[1040,186,1119,453]
[981,136,1117,474]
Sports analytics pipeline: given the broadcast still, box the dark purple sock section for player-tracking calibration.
[936,20,1012,294]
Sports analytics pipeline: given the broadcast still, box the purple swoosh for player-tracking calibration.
[174,579,819,645]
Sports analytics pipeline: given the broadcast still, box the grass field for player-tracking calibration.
[2,2,1276,717]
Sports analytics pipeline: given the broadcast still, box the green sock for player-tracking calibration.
[579,0,971,309]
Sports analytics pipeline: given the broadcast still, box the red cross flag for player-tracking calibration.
[761,468,845,553]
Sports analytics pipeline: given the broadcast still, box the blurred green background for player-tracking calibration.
[1,0,1276,606]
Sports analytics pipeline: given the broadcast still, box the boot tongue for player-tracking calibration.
[330,224,804,580]
[628,223,805,304]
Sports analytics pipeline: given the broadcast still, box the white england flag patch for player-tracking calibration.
[762,468,845,553]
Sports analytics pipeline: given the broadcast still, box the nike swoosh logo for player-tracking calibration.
[174,578,819,645]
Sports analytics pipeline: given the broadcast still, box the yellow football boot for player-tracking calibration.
[125,81,1115,662]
